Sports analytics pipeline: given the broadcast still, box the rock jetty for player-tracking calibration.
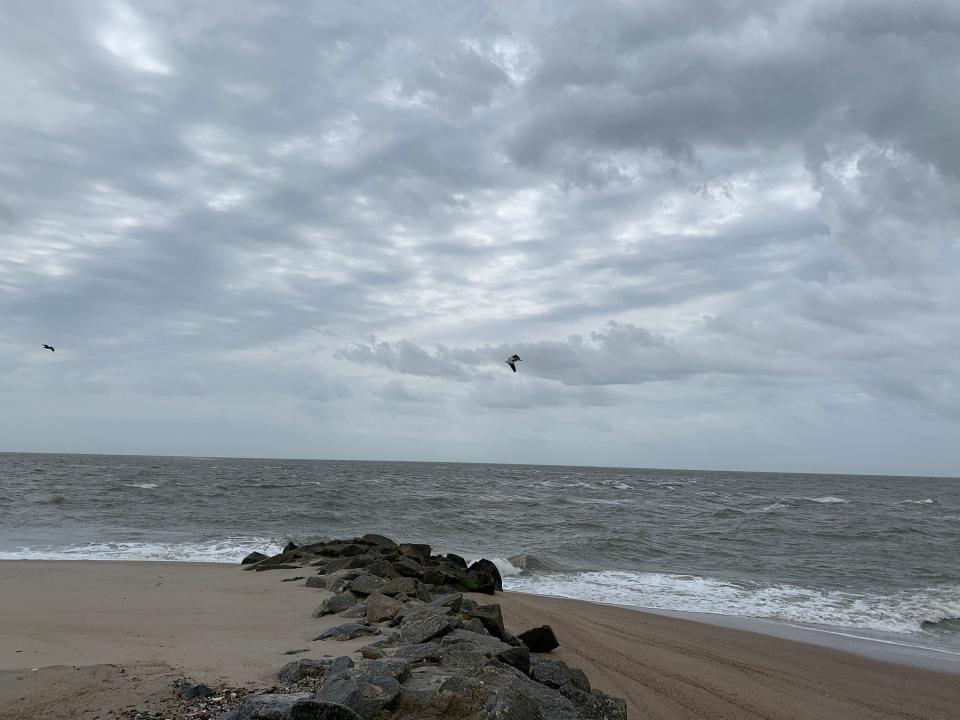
[220,532,628,720]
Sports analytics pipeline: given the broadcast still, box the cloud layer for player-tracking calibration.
[2,0,958,474]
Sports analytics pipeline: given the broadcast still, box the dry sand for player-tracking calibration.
[1,560,958,719]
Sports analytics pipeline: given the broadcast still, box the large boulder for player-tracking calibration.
[349,575,387,596]
[392,556,425,579]
[428,592,463,613]
[360,560,398,579]
[496,646,531,676]
[278,658,331,684]
[518,625,559,652]
[225,691,316,719]
[468,558,504,592]
[359,533,397,548]
[466,603,506,639]
[576,689,628,719]
[398,543,431,559]
[380,577,417,596]
[365,592,403,623]
[241,551,268,565]
[312,592,358,618]
[397,610,456,644]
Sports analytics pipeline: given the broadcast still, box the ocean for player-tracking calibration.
[1,452,958,653]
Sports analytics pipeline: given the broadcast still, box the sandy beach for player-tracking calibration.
[1,560,958,719]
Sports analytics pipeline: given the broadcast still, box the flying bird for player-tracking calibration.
[42,344,55,352]
[505,354,521,372]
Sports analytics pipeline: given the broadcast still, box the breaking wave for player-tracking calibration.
[503,570,960,635]
[0,538,283,563]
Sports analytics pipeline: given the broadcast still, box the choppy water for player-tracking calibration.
[1,453,958,651]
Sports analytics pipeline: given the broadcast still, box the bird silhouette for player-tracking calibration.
[42,344,55,352]
[505,354,521,372]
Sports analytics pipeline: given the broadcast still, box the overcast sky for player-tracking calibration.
[2,1,959,475]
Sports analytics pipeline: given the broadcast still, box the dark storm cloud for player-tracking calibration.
[1,0,958,472]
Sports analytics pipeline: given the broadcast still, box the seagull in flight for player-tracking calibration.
[505,354,521,372]
[42,344,55,352]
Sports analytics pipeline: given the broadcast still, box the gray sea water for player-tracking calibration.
[1,452,958,653]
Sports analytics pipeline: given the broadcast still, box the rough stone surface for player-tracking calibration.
[354,674,401,719]
[467,603,507,639]
[398,543,431,559]
[230,691,316,719]
[288,701,363,720]
[349,574,387,596]
[468,558,504,592]
[278,658,330,684]
[338,603,368,619]
[428,592,462,612]
[365,592,403,623]
[360,533,397,548]
[576,689,629,719]
[487,683,548,720]
[316,674,361,711]
[241,551,268,565]
[531,659,590,692]
[392,556,425,578]
[360,559,398,579]
[312,592,358,617]
[518,625,560,652]
[497,646,531,676]
[305,576,326,589]
[380,576,417,596]
[315,623,381,641]
[397,611,455,645]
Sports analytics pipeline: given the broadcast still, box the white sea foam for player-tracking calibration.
[0,538,283,563]
[503,571,960,635]
[902,498,935,505]
[807,496,849,504]
[123,482,158,489]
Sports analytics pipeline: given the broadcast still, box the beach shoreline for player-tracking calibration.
[1,559,958,719]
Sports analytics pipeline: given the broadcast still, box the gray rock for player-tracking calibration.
[398,543,431,559]
[312,592,357,617]
[359,533,397,548]
[278,658,330,684]
[487,683,547,720]
[316,674,361,710]
[305,576,326,589]
[365,592,403,623]
[461,617,487,634]
[391,641,443,665]
[354,674,401,719]
[380,576,417,596]
[178,682,213,699]
[288,701,363,720]
[315,623,381,641]
[428,592,462,612]
[229,691,316,719]
[530,659,590,692]
[322,570,366,589]
[360,559,398,579]
[576,689,628,719]
[349,574,386,596]
[355,657,411,684]
[393,556,425,579]
[518,625,559,652]
[329,656,354,674]
[497,646,531,676]
[466,603,506,639]
[323,557,371,573]
[397,610,455,644]
[441,629,512,654]
[468,558,504,592]
[241,551,268,565]
[338,603,367,619]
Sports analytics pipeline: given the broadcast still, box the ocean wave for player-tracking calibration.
[0,538,283,563]
[805,496,849,504]
[902,498,935,505]
[503,571,960,635]
[123,482,158,489]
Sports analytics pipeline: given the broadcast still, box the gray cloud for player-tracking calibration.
[1,0,958,474]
